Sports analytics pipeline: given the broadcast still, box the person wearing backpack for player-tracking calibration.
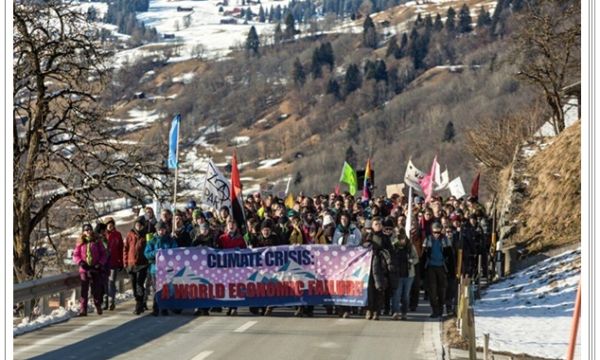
[422,222,454,318]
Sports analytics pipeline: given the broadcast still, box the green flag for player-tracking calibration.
[339,161,358,196]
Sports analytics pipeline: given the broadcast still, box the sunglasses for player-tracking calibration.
[432,231,441,235]
[83,228,92,232]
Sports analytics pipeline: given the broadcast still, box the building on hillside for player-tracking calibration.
[220,17,238,24]
[177,6,194,11]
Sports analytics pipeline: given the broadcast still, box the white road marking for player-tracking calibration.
[233,320,258,333]
[14,316,115,355]
[190,350,214,360]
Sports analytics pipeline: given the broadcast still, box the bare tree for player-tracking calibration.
[514,0,580,135]
[13,0,165,282]
[464,104,546,171]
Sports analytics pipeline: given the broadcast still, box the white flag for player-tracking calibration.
[434,169,450,191]
[405,186,413,238]
[448,177,466,199]
[404,159,425,193]
[202,160,232,211]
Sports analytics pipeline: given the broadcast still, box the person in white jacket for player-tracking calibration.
[333,212,362,246]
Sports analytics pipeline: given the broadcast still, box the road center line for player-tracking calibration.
[233,320,258,333]
[190,350,214,360]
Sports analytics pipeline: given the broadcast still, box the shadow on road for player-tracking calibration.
[27,313,197,360]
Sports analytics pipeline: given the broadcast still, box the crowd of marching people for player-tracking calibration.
[73,191,492,321]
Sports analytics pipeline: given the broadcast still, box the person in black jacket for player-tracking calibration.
[460,214,482,277]
[363,217,393,320]
[422,222,454,318]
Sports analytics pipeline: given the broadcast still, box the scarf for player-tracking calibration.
[85,236,93,265]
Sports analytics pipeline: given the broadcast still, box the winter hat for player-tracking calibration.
[261,219,273,230]
[186,199,197,210]
[432,222,443,231]
[382,218,395,228]
[157,221,168,230]
[322,214,334,227]
[192,209,204,219]
[82,223,93,232]
[135,216,146,225]
[204,211,214,220]
[104,217,115,225]
[414,196,424,204]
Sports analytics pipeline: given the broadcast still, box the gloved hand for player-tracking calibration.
[79,261,91,271]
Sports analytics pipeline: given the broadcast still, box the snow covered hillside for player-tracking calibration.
[474,248,581,359]
[134,0,292,60]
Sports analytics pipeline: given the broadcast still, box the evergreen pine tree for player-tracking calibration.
[258,5,266,22]
[414,13,423,28]
[362,15,377,49]
[246,7,253,22]
[434,13,443,32]
[442,121,456,142]
[446,7,456,34]
[345,64,362,94]
[327,78,341,100]
[245,26,260,55]
[292,58,306,87]
[311,48,323,79]
[320,42,335,70]
[345,146,357,168]
[425,14,433,32]
[284,13,296,39]
[386,35,400,58]
[274,5,282,22]
[400,32,408,49]
[364,60,377,80]
[375,60,388,83]
[458,4,472,33]
[346,114,360,141]
[269,5,275,22]
[274,23,283,44]
[409,27,424,69]
[476,6,492,27]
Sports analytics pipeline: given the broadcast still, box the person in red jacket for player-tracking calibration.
[217,219,246,315]
[104,217,124,311]
[123,216,149,315]
[218,218,247,250]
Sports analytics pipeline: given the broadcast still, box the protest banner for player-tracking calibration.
[386,183,405,198]
[154,245,372,308]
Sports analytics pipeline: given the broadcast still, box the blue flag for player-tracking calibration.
[168,114,181,169]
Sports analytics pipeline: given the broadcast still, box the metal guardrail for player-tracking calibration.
[14,271,127,318]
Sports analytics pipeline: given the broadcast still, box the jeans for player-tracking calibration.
[108,269,119,301]
[392,277,414,315]
[129,268,148,308]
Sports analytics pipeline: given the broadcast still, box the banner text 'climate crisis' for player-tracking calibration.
[206,249,313,268]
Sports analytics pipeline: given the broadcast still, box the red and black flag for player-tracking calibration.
[470,171,481,200]
[230,149,246,231]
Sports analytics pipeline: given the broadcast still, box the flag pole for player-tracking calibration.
[172,117,181,234]
[405,186,413,238]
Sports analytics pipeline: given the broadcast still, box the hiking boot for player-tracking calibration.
[264,307,273,316]
[342,311,351,319]
[230,308,238,316]
[372,312,380,321]
[294,308,304,317]
[391,313,400,320]
[103,295,109,310]
[109,303,116,311]
[96,306,103,315]
[226,308,232,316]
[365,310,372,320]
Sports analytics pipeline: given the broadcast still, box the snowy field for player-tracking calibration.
[474,248,581,359]
[133,0,292,60]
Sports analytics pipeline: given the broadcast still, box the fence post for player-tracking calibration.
[40,295,50,315]
[59,291,67,308]
[24,300,32,318]
[484,333,490,360]
[468,306,477,360]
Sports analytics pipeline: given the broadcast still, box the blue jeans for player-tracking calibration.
[392,277,414,315]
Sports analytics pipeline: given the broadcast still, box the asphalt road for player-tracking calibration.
[13,300,443,360]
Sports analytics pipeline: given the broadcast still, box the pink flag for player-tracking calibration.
[419,156,439,203]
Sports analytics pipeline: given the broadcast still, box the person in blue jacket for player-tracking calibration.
[145,220,178,316]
